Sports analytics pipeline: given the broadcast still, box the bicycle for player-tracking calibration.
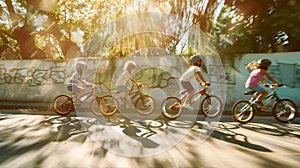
[96,84,155,116]
[161,83,222,120]
[53,84,101,116]
[232,84,297,124]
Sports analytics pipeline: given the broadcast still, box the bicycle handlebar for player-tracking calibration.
[199,82,210,87]
[264,83,284,88]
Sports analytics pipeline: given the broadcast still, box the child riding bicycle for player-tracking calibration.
[179,55,209,110]
[245,59,280,108]
[115,60,142,102]
[67,61,93,101]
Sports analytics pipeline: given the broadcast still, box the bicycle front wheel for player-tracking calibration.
[232,100,254,124]
[90,97,102,116]
[200,95,222,118]
[53,95,73,115]
[135,95,155,115]
[272,99,297,123]
[98,95,118,116]
[161,97,181,120]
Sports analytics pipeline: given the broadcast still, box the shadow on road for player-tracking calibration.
[1,111,300,168]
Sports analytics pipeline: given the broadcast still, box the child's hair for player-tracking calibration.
[245,60,259,70]
[189,55,202,65]
[75,61,86,72]
[245,59,272,71]
[257,59,272,70]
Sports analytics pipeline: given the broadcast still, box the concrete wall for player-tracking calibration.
[0,52,299,107]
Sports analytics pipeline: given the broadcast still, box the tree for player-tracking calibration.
[215,0,300,54]
[0,0,126,59]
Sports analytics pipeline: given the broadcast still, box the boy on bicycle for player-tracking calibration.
[115,60,142,102]
[67,61,93,101]
[179,55,209,110]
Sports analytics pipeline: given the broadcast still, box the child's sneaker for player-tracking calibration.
[183,103,194,110]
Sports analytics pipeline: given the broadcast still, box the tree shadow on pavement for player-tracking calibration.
[239,123,300,139]
[193,122,272,152]
[44,116,87,142]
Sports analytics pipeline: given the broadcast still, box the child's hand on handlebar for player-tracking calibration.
[200,82,210,87]
[137,82,143,87]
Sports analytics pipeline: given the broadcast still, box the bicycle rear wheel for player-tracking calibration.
[272,99,297,123]
[161,97,181,120]
[232,100,254,124]
[135,95,155,115]
[98,95,118,116]
[200,95,222,118]
[53,95,73,115]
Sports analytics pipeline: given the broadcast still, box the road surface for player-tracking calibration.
[0,109,299,168]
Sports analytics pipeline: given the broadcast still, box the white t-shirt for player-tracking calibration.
[179,66,201,82]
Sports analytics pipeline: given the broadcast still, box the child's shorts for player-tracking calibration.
[67,84,84,93]
[181,81,194,92]
[247,85,265,93]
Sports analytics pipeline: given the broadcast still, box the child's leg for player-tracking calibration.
[185,90,195,105]
[181,81,194,106]
[76,88,85,99]
[256,90,268,103]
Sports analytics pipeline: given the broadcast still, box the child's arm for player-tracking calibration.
[194,71,209,86]
[79,77,92,86]
[262,70,279,85]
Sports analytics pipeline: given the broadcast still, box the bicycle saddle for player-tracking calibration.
[244,90,256,95]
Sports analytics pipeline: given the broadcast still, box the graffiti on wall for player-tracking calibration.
[208,65,229,84]
[0,64,66,86]
[0,60,232,88]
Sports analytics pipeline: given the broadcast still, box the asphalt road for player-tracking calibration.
[0,110,299,168]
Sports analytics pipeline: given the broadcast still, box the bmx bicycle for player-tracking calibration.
[232,84,297,124]
[161,83,222,120]
[95,84,155,116]
[53,84,101,116]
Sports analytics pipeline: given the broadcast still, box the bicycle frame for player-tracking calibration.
[129,85,143,100]
[179,87,207,105]
[115,85,146,102]
[73,85,96,102]
[249,85,279,110]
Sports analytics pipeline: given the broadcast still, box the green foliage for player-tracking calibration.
[1,0,299,60]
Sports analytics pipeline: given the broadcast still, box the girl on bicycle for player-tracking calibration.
[245,59,279,107]
[179,55,209,110]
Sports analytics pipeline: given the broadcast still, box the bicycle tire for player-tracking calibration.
[232,100,254,124]
[272,99,297,123]
[135,95,155,115]
[90,97,102,116]
[161,97,181,120]
[200,95,222,118]
[98,95,118,116]
[53,95,73,115]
